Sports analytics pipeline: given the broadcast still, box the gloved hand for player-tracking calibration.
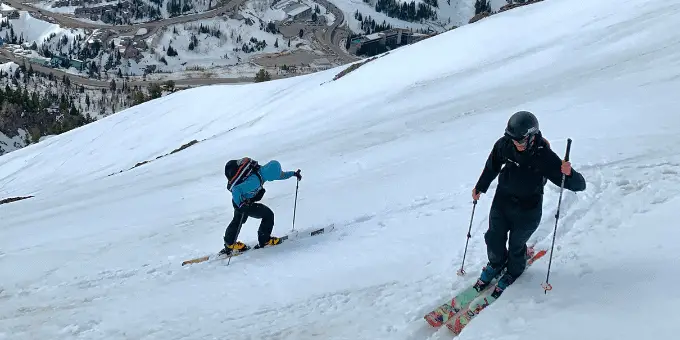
[240,198,253,209]
[294,169,302,181]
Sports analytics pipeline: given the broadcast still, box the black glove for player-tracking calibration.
[294,169,302,181]
[239,198,253,210]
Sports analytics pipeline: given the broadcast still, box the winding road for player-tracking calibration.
[1,0,357,88]
[3,0,248,33]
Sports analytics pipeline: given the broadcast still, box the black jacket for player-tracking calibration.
[475,135,586,206]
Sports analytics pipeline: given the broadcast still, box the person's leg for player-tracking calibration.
[224,208,247,246]
[246,203,276,246]
[505,204,543,279]
[479,196,511,284]
[484,197,510,269]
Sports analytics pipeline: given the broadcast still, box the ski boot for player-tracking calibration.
[253,236,284,249]
[473,263,504,292]
[219,241,251,256]
[491,272,516,298]
[526,245,536,260]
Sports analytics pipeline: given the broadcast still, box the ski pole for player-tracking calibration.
[457,199,477,276]
[542,138,572,293]
[292,178,299,232]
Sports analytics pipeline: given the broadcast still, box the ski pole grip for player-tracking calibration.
[564,138,572,162]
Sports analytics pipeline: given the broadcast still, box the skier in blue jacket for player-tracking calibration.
[220,157,301,255]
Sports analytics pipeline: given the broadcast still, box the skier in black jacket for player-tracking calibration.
[472,111,586,296]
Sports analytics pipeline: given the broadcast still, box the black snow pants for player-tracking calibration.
[484,193,543,278]
[224,202,274,247]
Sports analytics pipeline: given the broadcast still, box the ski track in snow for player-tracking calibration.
[2,0,680,339]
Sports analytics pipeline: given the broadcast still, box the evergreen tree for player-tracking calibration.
[475,0,491,14]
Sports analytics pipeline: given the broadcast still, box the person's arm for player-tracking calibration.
[261,160,301,181]
[475,138,505,195]
[542,148,586,192]
[231,185,246,208]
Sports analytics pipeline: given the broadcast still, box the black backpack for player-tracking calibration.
[225,157,263,191]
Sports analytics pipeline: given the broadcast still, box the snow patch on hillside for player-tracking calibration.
[0,11,86,56]
[0,128,27,156]
[138,15,310,74]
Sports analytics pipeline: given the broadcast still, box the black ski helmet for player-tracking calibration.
[505,111,539,141]
[224,159,239,179]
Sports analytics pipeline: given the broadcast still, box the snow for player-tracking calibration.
[286,4,311,17]
[332,0,512,33]
[2,0,680,339]
[331,0,434,33]
[253,0,289,22]
[138,16,308,74]
[0,61,17,73]
[0,128,26,156]
[0,11,65,43]
[0,3,15,11]
[35,0,213,22]
[33,2,78,14]
[0,11,85,49]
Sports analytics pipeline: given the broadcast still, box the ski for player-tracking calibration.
[424,247,544,328]
[180,225,335,266]
[445,249,548,335]
[424,280,493,327]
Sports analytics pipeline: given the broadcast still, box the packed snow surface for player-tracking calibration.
[1,0,680,339]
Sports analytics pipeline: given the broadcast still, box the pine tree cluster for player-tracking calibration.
[234,37,268,53]
[475,0,491,14]
[167,45,179,56]
[354,11,394,35]
[374,0,438,22]
[423,0,438,7]
[167,0,195,17]
[0,67,93,144]
[197,23,222,38]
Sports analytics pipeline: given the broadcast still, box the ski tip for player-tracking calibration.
[181,255,210,266]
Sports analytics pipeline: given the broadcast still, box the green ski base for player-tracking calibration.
[424,247,545,328]
[446,249,548,335]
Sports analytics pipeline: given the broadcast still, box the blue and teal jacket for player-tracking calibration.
[230,160,295,208]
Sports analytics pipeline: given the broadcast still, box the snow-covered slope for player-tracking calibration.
[336,0,508,33]
[2,0,680,339]
[0,11,85,46]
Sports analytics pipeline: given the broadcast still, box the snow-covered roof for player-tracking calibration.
[365,33,383,41]
[0,4,16,11]
[284,4,310,17]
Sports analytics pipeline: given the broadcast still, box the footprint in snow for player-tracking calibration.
[578,263,594,278]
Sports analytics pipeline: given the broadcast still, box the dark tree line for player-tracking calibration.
[475,0,492,14]
[354,11,394,35]
[167,0,194,17]
[374,0,438,22]
[0,68,93,144]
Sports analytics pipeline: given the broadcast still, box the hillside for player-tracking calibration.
[337,0,508,33]
[2,0,680,339]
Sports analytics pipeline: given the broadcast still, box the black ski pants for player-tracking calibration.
[224,203,274,247]
[484,194,542,278]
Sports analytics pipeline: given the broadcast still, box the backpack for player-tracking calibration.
[225,157,263,191]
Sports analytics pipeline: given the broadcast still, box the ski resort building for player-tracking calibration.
[283,3,311,20]
[347,28,425,57]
